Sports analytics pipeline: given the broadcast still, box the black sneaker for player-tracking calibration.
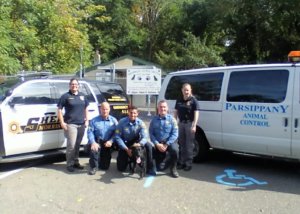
[88,168,96,175]
[67,166,75,172]
[73,163,84,170]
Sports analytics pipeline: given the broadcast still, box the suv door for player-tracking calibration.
[1,81,59,156]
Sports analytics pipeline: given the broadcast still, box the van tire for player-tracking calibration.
[193,127,209,163]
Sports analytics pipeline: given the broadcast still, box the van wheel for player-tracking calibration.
[193,128,209,163]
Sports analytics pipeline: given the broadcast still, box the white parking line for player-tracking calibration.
[0,168,25,180]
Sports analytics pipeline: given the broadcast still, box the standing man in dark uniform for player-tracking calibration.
[87,102,118,175]
[114,106,154,174]
[57,78,89,172]
[174,83,199,171]
[149,100,179,178]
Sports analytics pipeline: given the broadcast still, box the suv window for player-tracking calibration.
[10,82,55,105]
[53,82,96,103]
[165,73,224,101]
[53,82,69,98]
[227,69,289,103]
[79,83,96,103]
[96,83,128,103]
[89,83,106,103]
[0,77,19,102]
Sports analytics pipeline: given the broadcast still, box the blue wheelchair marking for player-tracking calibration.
[143,176,155,188]
[216,169,267,187]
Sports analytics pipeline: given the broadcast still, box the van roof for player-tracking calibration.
[169,63,297,75]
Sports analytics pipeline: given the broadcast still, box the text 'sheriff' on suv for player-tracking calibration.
[0,72,129,163]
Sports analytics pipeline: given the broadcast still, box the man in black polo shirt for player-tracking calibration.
[57,78,89,172]
[174,83,199,171]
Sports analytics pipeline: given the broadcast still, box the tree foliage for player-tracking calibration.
[1,0,300,75]
[156,32,225,71]
[0,0,106,74]
[220,0,300,64]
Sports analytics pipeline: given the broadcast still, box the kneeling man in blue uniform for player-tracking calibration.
[114,106,155,175]
[149,100,179,178]
[87,102,118,175]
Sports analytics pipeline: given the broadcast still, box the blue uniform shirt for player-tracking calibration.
[114,117,148,150]
[87,115,118,144]
[149,114,178,146]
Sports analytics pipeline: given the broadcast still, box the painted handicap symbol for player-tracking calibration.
[216,169,267,187]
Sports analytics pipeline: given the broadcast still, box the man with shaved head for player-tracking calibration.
[87,102,118,175]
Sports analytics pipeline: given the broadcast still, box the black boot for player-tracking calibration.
[170,164,179,178]
[147,159,157,176]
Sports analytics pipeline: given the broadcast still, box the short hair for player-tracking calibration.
[128,105,138,112]
[69,78,79,85]
[182,83,192,89]
[99,101,110,108]
[157,100,168,107]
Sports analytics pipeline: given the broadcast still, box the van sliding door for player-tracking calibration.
[164,72,224,148]
[223,68,292,157]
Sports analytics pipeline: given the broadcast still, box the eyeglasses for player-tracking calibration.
[70,83,79,86]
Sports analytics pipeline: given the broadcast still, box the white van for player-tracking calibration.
[158,53,300,162]
[0,73,129,163]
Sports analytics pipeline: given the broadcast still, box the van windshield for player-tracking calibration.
[98,84,128,102]
[0,77,19,102]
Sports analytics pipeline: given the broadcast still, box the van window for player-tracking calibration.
[11,82,55,104]
[165,73,224,101]
[227,69,289,103]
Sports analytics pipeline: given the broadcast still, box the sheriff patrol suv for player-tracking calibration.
[0,73,129,163]
[159,51,300,163]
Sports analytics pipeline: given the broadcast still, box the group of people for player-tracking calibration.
[57,78,199,178]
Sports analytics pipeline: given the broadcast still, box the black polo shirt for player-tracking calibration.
[175,96,199,122]
[57,90,89,125]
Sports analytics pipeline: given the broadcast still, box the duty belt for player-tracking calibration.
[180,120,192,123]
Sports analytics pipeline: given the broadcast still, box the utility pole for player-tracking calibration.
[79,44,83,79]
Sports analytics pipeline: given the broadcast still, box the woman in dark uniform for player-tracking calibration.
[174,83,199,171]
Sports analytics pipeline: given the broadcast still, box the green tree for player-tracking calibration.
[87,0,147,62]
[0,1,21,75]
[156,32,224,71]
[29,0,93,73]
[0,0,106,75]
[153,0,225,71]
[220,0,300,64]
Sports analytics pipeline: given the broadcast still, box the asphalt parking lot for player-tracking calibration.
[1,110,300,214]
